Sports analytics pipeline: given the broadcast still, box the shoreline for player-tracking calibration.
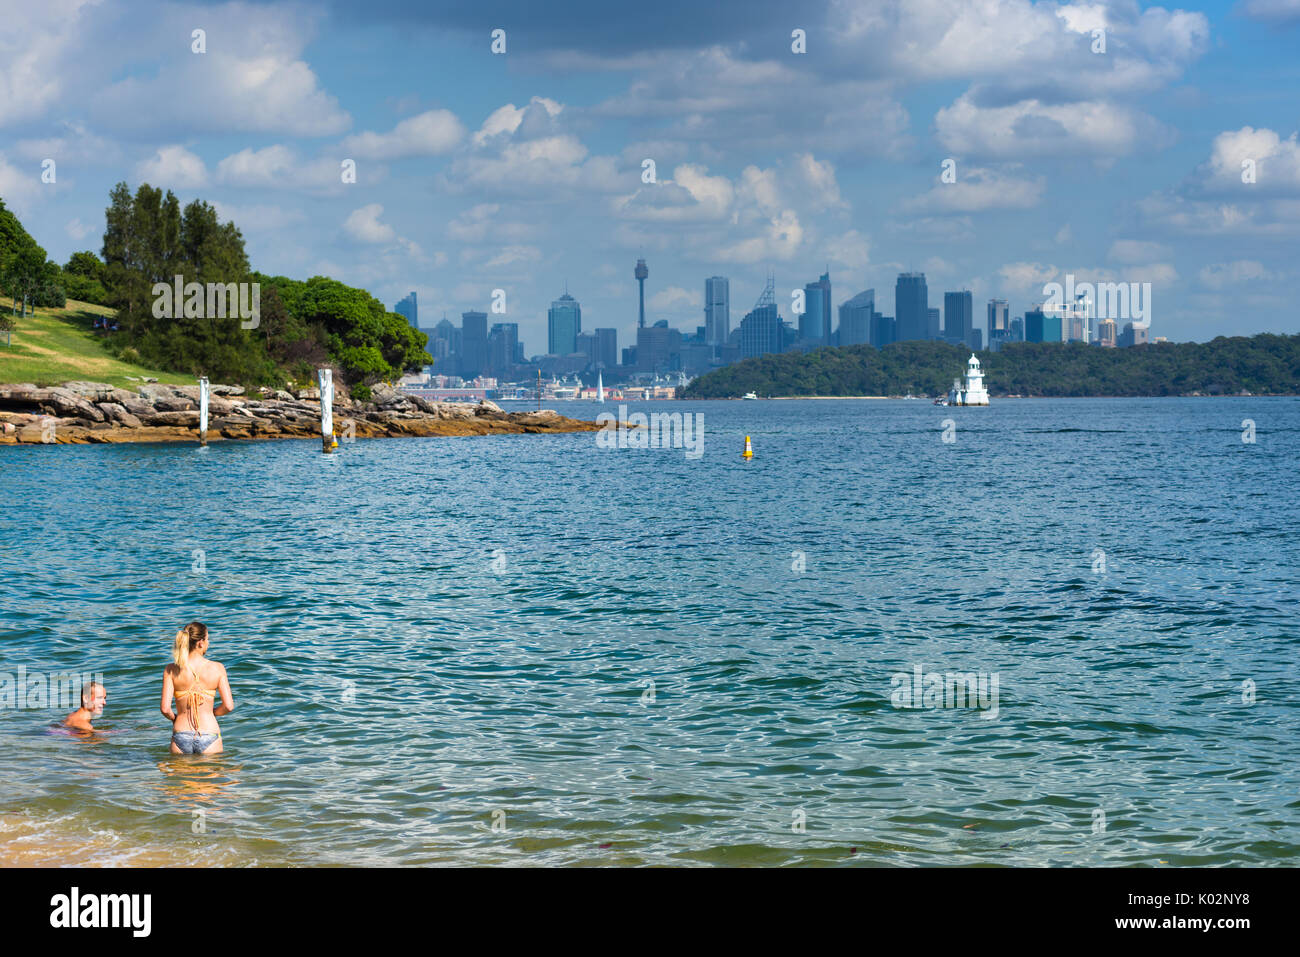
[0,380,601,446]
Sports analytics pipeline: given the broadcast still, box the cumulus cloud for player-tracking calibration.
[136,145,207,189]
[905,165,1045,212]
[935,94,1170,159]
[1199,260,1277,288]
[649,286,700,311]
[344,204,397,243]
[341,110,465,160]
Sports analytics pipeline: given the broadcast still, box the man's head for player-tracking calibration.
[81,681,106,716]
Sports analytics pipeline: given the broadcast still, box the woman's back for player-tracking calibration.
[168,657,224,733]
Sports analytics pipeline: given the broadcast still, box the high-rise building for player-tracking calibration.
[575,331,597,368]
[487,322,518,378]
[395,292,418,328]
[1009,316,1024,342]
[895,273,929,342]
[837,289,874,347]
[548,292,581,356]
[944,291,974,348]
[800,271,831,344]
[871,314,896,348]
[637,320,682,373]
[928,307,940,340]
[1024,307,1063,343]
[1096,318,1117,347]
[461,311,488,378]
[987,299,1010,352]
[593,328,617,370]
[1118,322,1149,348]
[635,259,648,329]
[740,276,783,359]
[705,276,729,346]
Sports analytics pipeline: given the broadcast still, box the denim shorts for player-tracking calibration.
[172,731,219,753]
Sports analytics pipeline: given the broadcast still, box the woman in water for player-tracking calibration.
[161,622,234,754]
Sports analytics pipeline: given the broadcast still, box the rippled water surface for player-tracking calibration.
[1,398,1297,866]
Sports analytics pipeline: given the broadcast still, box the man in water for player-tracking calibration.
[63,681,107,731]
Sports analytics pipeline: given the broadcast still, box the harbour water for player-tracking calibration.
[1,397,1297,866]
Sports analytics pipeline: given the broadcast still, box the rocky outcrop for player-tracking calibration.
[0,381,601,445]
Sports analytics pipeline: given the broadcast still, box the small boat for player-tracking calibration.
[934,397,948,406]
[742,391,758,400]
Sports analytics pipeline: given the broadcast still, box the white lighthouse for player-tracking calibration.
[948,353,990,406]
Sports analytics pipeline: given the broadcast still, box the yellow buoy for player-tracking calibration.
[742,435,753,459]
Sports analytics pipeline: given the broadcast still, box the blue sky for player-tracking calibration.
[2,0,1298,354]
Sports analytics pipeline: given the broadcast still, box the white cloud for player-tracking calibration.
[65,218,94,241]
[1108,240,1173,263]
[824,229,872,271]
[344,204,398,244]
[935,94,1168,159]
[136,145,207,189]
[89,7,350,137]
[1199,260,1277,288]
[341,109,465,160]
[1203,127,1300,193]
[905,165,1045,212]
[473,98,563,146]
[1238,0,1300,24]
[649,285,699,311]
[715,209,803,263]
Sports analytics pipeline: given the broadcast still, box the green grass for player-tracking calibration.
[0,297,191,388]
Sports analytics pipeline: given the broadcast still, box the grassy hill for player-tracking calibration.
[0,297,190,388]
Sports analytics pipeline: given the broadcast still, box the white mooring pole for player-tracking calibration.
[198,377,209,446]
[319,368,337,452]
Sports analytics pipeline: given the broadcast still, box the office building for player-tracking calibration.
[548,292,581,356]
[395,292,417,329]
[1024,307,1063,343]
[800,271,832,344]
[895,272,929,342]
[705,277,730,346]
[944,290,974,350]
[837,289,874,347]
[1118,322,1149,348]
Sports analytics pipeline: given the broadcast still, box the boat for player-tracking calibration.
[934,396,949,406]
[742,391,758,400]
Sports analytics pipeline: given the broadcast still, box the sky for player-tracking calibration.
[1,0,1298,354]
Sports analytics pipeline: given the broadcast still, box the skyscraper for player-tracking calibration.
[1024,307,1062,343]
[928,307,940,340]
[635,259,648,329]
[739,276,783,358]
[705,276,729,346]
[487,322,518,378]
[593,328,618,370]
[895,272,929,342]
[944,291,973,347]
[1096,318,1117,347]
[801,271,831,344]
[461,311,487,377]
[837,289,874,347]
[395,292,418,328]
[548,292,581,355]
[987,299,1009,351]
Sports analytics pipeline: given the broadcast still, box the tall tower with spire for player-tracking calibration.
[635,258,648,329]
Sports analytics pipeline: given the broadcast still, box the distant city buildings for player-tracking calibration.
[705,276,730,347]
[895,272,929,342]
[395,291,417,328]
[398,255,1152,393]
[548,292,581,356]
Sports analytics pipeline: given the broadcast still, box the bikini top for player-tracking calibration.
[176,665,216,731]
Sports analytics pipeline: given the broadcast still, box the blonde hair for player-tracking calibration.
[173,622,209,669]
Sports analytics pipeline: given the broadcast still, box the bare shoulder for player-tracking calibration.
[163,662,178,677]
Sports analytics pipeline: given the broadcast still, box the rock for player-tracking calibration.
[139,384,195,411]
[44,388,106,422]
[142,410,199,427]
[210,384,244,396]
[96,403,143,428]
[476,399,504,415]
[61,381,116,400]
[293,387,320,400]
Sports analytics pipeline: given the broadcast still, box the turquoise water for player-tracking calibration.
[1,397,1297,866]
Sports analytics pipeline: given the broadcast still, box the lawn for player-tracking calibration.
[0,297,191,388]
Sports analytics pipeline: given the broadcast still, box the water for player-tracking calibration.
[1,398,1297,866]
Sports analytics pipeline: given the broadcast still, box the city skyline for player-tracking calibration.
[3,1,1298,357]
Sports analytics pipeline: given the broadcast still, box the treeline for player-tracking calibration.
[681,337,1300,398]
[0,198,93,312]
[0,185,430,393]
